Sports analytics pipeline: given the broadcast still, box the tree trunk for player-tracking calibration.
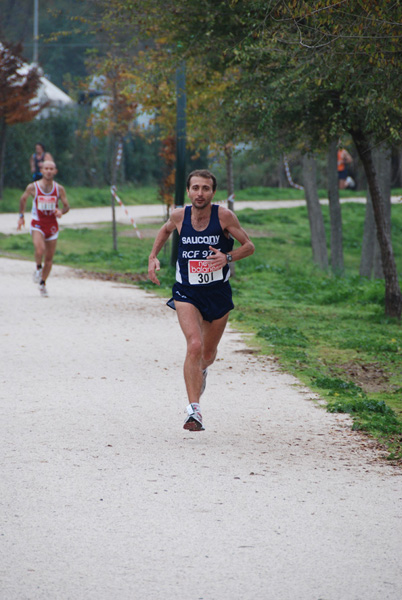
[327,140,344,274]
[359,188,376,278]
[0,118,7,201]
[302,153,328,269]
[352,128,401,319]
[373,146,391,278]
[359,145,392,279]
[224,143,235,212]
[277,156,287,188]
[224,142,235,276]
[398,146,402,188]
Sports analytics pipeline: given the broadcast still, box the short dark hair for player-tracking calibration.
[186,169,217,192]
[36,143,46,151]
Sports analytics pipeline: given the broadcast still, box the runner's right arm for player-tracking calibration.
[148,209,183,285]
[17,183,35,230]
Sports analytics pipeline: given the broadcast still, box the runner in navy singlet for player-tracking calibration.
[148,169,254,431]
[167,203,235,321]
[30,143,53,182]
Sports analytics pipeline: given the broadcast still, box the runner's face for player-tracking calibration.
[187,176,215,209]
[41,163,56,180]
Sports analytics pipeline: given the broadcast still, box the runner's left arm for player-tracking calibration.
[55,185,70,218]
[207,208,255,268]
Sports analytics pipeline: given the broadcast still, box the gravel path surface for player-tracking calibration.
[1,257,401,600]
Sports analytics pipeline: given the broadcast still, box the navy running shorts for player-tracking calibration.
[167,281,234,322]
[338,169,349,180]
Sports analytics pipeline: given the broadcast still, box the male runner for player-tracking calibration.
[148,169,255,431]
[337,145,354,189]
[18,160,70,297]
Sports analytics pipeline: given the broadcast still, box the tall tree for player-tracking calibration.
[85,52,138,250]
[360,146,392,279]
[353,130,399,313]
[0,41,43,199]
[87,0,402,316]
[124,0,402,317]
[302,153,328,269]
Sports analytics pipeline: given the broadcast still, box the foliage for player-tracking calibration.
[79,1,256,170]
[139,0,402,159]
[84,55,138,141]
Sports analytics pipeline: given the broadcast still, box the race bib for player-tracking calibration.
[188,260,223,285]
[38,195,57,212]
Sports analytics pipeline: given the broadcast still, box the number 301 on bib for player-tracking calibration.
[188,260,223,285]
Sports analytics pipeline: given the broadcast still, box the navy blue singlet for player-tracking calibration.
[175,204,234,287]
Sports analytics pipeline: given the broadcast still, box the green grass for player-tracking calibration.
[214,186,372,202]
[0,185,160,212]
[1,184,394,213]
[1,201,402,460]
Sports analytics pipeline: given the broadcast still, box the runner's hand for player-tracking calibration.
[55,208,63,218]
[148,257,161,285]
[207,246,226,268]
[17,216,25,231]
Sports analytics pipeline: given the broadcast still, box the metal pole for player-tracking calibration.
[171,61,186,266]
[33,0,39,64]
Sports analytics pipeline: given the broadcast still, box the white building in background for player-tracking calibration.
[21,64,74,117]
[35,74,74,113]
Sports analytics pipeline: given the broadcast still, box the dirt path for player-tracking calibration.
[1,257,401,600]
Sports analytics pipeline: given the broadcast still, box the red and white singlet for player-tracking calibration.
[31,181,60,240]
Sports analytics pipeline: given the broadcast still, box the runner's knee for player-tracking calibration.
[44,256,53,268]
[187,336,203,360]
[203,348,217,366]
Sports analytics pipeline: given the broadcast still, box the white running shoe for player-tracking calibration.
[39,282,48,297]
[33,268,42,283]
[200,368,208,396]
[183,403,205,431]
